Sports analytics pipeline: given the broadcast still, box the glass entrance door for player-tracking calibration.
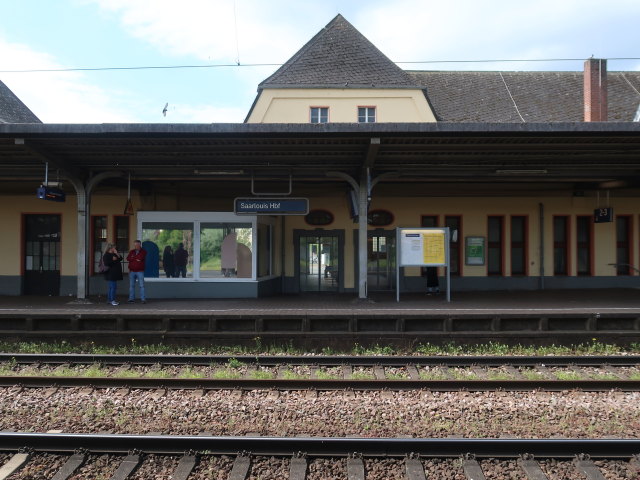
[367,233,396,291]
[24,214,61,295]
[299,235,339,292]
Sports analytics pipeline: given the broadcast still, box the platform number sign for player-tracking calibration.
[594,207,613,223]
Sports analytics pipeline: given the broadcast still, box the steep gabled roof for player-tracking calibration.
[410,71,640,122]
[258,14,418,89]
[0,79,41,123]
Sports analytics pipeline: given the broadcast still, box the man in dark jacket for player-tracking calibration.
[126,240,147,303]
[103,243,123,306]
[174,242,189,278]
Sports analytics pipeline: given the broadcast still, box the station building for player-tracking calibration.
[1,15,640,300]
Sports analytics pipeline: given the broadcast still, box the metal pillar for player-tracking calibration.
[68,178,89,302]
[357,169,370,299]
[69,172,123,302]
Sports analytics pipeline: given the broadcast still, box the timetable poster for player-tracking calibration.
[399,229,446,266]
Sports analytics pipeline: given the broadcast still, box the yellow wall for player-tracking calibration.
[280,194,640,283]
[246,88,436,123]
[2,189,637,284]
[0,191,143,276]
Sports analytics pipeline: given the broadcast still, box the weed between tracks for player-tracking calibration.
[1,339,638,356]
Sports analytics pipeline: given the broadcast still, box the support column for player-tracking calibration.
[69,172,123,302]
[358,168,370,299]
[68,178,89,302]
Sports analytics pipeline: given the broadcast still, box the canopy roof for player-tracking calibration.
[2,122,640,197]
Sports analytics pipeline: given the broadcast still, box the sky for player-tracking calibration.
[2,0,640,124]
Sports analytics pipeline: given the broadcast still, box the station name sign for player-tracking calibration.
[234,197,309,215]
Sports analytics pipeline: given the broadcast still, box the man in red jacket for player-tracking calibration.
[127,240,147,304]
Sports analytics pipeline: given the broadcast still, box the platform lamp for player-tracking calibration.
[123,172,134,215]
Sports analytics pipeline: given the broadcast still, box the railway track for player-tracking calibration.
[0,433,638,479]
[1,354,639,391]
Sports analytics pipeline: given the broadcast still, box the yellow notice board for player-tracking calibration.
[398,228,447,266]
[397,227,451,302]
[422,231,445,264]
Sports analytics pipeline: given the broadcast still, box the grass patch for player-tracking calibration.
[81,364,105,378]
[178,367,207,379]
[112,369,141,378]
[448,369,479,380]
[212,369,242,379]
[316,369,340,380]
[0,359,16,375]
[0,339,638,356]
[521,369,546,380]
[281,369,305,380]
[418,370,449,380]
[251,370,275,380]
[143,369,173,379]
[554,371,583,381]
[226,358,243,369]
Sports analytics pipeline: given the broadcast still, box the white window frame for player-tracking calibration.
[358,106,376,123]
[310,106,329,123]
[137,211,276,282]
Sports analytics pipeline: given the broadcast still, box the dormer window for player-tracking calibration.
[358,106,376,123]
[310,107,329,123]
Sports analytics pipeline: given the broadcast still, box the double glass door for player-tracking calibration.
[367,233,396,291]
[299,235,339,292]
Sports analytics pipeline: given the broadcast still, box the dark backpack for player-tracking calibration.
[98,256,109,273]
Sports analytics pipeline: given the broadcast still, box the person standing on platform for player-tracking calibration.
[102,243,123,306]
[162,245,175,278]
[174,242,189,278]
[127,239,147,303]
[424,267,440,295]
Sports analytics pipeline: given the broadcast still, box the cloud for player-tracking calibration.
[84,0,640,75]
[0,37,139,123]
[356,0,640,71]
[86,0,319,63]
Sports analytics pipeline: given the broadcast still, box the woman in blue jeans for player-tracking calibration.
[103,244,123,306]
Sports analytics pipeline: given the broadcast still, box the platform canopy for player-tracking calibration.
[2,122,640,197]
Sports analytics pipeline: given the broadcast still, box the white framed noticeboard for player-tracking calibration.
[396,227,450,302]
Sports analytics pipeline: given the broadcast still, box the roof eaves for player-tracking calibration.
[260,83,425,90]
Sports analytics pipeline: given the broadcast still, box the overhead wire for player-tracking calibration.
[1,57,639,74]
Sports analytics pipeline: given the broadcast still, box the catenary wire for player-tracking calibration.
[1,57,639,74]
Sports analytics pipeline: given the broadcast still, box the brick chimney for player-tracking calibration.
[584,58,607,121]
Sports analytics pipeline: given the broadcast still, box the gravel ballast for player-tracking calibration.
[0,388,638,438]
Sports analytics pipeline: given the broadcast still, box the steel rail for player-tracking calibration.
[1,353,639,367]
[2,376,640,391]
[0,433,638,458]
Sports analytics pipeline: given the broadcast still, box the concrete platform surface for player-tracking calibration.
[1,289,640,317]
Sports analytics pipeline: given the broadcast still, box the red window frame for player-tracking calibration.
[552,215,570,276]
[510,215,528,276]
[576,215,594,276]
[616,215,633,275]
[487,215,505,276]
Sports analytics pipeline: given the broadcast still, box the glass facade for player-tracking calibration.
[138,212,274,281]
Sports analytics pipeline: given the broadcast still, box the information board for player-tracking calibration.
[396,227,450,302]
[465,236,485,265]
[399,229,447,266]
